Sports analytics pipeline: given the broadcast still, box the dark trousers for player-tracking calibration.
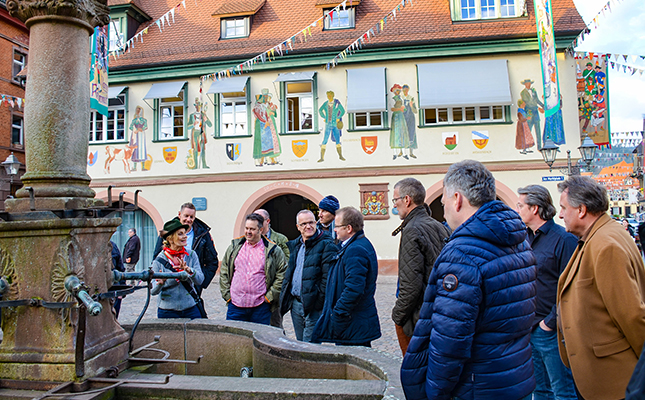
[158,305,203,319]
[226,302,271,325]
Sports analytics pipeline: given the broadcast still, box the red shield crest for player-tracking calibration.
[361,136,378,154]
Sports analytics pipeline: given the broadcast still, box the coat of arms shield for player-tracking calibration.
[226,143,241,161]
[292,140,308,158]
[163,147,177,164]
[361,136,378,154]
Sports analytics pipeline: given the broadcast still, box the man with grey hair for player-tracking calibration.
[391,177,450,356]
[517,184,577,400]
[122,227,140,285]
[402,160,537,400]
[279,210,337,342]
[557,175,645,400]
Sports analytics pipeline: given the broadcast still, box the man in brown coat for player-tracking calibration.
[557,175,645,400]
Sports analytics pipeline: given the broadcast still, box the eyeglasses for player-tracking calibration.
[392,196,403,203]
[298,221,316,227]
[335,224,349,228]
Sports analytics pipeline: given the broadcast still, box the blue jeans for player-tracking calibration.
[226,301,271,325]
[455,396,531,400]
[158,305,202,320]
[290,297,321,342]
[531,325,577,400]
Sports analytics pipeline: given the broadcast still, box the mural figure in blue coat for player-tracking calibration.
[318,91,345,162]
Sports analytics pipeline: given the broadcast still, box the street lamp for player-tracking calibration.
[539,135,597,175]
[2,153,21,184]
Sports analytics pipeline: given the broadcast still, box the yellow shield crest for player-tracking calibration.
[292,140,308,158]
[163,147,177,164]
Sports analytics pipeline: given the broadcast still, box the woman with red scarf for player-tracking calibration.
[151,219,204,319]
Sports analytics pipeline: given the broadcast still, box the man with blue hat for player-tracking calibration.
[317,195,340,242]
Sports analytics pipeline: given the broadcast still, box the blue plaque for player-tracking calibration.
[192,197,207,211]
[542,176,564,182]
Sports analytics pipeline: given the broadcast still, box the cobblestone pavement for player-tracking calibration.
[117,274,402,358]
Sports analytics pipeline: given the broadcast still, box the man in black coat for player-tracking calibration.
[153,202,218,296]
[391,178,449,356]
[280,210,337,342]
[122,228,141,274]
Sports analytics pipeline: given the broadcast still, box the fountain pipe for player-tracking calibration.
[112,270,189,284]
[64,275,102,316]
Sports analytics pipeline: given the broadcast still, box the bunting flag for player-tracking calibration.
[0,94,25,109]
[572,51,645,78]
[566,0,626,55]
[534,0,566,145]
[90,25,109,116]
[575,53,610,146]
[109,0,188,58]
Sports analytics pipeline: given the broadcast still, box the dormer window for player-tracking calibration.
[221,17,250,39]
[324,7,356,30]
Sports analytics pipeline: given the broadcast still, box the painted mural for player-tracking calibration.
[318,90,345,162]
[519,79,544,149]
[390,84,417,159]
[129,105,150,171]
[443,132,458,151]
[292,140,307,158]
[515,99,535,154]
[576,54,609,146]
[361,136,377,154]
[187,97,212,169]
[253,88,281,166]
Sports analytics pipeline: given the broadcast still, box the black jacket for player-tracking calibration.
[154,217,219,290]
[122,234,141,264]
[392,204,450,336]
[280,230,338,317]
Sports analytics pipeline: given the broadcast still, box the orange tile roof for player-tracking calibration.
[315,0,362,7]
[212,0,267,17]
[109,0,585,71]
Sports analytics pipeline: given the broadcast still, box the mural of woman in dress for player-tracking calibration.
[129,106,149,171]
[390,84,410,160]
[515,99,535,155]
[253,88,281,166]
[401,84,418,158]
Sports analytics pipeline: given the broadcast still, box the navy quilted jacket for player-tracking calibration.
[401,200,537,400]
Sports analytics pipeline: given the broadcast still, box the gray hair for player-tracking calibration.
[517,185,556,221]
[336,206,364,232]
[129,227,136,234]
[180,202,196,212]
[394,178,426,206]
[443,160,496,208]
[255,208,270,221]
[557,175,608,215]
[246,213,264,229]
[296,209,315,223]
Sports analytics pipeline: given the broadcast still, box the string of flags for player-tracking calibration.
[199,0,412,85]
[325,0,412,70]
[0,94,24,109]
[575,51,645,77]
[109,0,189,59]
[566,0,626,54]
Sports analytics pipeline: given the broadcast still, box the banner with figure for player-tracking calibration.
[575,53,610,147]
[533,0,565,145]
[90,25,109,116]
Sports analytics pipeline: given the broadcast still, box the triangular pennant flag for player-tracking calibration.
[170,8,175,23]
[182,0,186,9]
[156,19,162,32]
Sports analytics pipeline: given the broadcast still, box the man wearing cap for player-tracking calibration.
[254,208,290,327]
[153,202,219,297]
[220,213,287,325]
[188,97,212,169]
[317,195,340,242]
[520,79,544,148]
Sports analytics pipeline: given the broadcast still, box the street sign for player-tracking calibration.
[542,176,565,182]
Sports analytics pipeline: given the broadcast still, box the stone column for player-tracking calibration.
[5,0,110,212]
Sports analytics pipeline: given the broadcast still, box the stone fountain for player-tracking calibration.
[0,1,404,398]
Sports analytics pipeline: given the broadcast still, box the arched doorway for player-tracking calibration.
[259,194,318,240]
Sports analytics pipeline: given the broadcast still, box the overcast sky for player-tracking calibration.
[572,0,645,132]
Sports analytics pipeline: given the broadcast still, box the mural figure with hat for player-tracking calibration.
[129,105,149,171]
[187,97,212,169]
[401,84,418,158]
[515,99,535,154]
[317,195,340,242]
[390,84,410,159]
[253,88,281,166]
[318,91,345,162]
[520,79,545,149]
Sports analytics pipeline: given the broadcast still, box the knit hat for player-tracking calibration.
[318,195,340,214]
[161,219,189,239]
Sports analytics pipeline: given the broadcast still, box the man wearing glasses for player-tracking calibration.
[391,178,450,356]
[279,210,337,342]
[312,206,381,347]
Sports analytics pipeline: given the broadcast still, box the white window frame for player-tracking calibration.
[12,49,27,84]
[324,7,356,30]
[353,111,385,130]
[11,114,24,148]
[157,87,186,141]
[452,0,524,21]
[221,17,250,39]
[109,18,124,52]
[422,105,507,126]
[220,92,248,137]
[285,81,315,133]
[89,94,127,143]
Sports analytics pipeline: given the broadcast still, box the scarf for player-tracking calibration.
[163,247,189,271]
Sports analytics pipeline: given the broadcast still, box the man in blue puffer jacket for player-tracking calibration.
[401,159,537,400]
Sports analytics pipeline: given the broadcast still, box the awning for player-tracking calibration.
[417,59,512,108]
[346,67,386,113]
[108,86,127,99]
[274,71,316,82]
[206,76,249,94]
[143,81,186,99]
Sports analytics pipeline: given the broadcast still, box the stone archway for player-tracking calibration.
[94,189,164,231]
[234,181,324,237]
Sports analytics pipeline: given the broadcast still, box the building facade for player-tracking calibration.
[96,0,586,271]
[0,0,27,209]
